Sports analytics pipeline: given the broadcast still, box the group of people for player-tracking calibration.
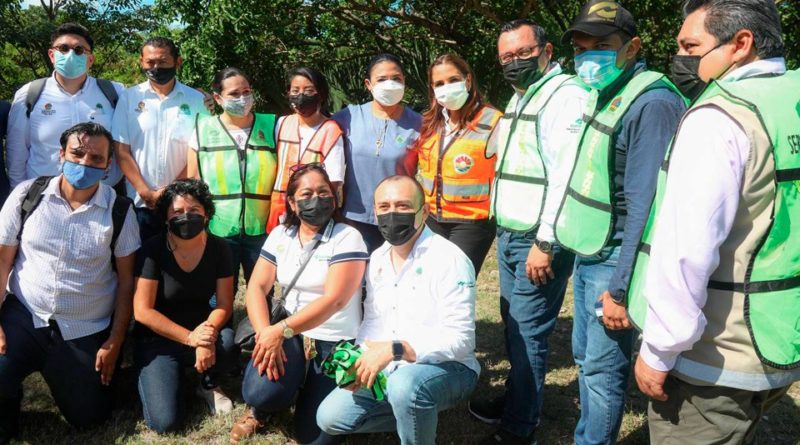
[0,0,798,444]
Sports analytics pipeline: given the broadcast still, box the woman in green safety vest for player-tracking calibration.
[187,67,279,292]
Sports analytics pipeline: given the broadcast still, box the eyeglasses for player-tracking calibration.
[289,162,326,173]
[499,45,543,65]
[52,44,91,56]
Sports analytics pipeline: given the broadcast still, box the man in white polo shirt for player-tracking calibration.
[112,36,206,242]
[6,22,124,190]
[317,175,479,444]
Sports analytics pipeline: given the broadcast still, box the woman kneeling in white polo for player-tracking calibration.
[231,164,368,445]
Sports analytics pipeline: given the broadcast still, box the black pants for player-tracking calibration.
[0,296,113,437]
[426,216,496,275]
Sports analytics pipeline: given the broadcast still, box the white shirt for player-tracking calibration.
[111,80,206,207]
[0,177,141,340]
[260,220,368,341]
[275,115,346,182]
[532,66,588,242]
[639,58,787,372]
[6,74,125,187]
[359,227,480,376]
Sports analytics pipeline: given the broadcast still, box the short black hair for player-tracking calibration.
[155,179,216,224]
[286,66,331,114]
[59,123,113,159]
[142,36,180,60]
[375,175,425,209]
[683,0,784,59]
[51,22,94,51]
[212,66,251,93]
[499,19,549,46]
[367,53,404,79]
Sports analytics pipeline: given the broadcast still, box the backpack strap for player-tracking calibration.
[96,79,119,109]
[18,176,54,240]
[24,78,48,119]
[110,195,133,271]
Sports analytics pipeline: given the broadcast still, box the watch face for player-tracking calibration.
[283,327,294,339]
[538,240,552,251]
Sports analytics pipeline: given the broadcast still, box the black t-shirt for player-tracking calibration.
[134,232,234,338]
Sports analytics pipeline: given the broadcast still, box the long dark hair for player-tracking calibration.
[419,53,485,143]
[283,164,339,228]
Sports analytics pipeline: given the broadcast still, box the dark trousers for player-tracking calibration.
[0,296,113,437]
[426,216,496,275]
[242,337,346,445]
[223,233,268,293]
[134,207,163,245]
[134,328,238,433]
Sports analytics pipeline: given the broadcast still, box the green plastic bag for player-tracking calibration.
[321,340,388,401]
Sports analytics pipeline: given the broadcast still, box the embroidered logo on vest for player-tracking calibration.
[453,154,474,174]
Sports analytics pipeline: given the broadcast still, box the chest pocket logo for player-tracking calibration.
[453,154,474,174]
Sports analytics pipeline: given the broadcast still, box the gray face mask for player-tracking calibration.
[222,94,254,116]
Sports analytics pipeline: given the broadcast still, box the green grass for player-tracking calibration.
[11,245,800,444]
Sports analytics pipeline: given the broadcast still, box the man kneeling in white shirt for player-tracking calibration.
[317,175,480,445]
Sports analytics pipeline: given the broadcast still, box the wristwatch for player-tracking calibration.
[534,239,553,253]
[280,320,294,339]
[392,341,404,361]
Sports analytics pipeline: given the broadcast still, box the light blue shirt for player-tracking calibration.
[333,102,421,224]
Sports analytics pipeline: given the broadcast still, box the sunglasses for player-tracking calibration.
[51,44,91,56]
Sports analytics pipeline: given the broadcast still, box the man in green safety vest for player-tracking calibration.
[553,1,687,443]
[469,19,589,445]
[630,0,800,442]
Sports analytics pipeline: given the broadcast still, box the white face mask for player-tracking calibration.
[370,80,405,106]
[434,81,469,111]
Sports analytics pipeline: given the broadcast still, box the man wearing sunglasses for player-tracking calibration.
[6,23,124,192]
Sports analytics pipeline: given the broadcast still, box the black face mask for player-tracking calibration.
[143,66,177,85]
[502,58,544,91]
[669,44,725,102]
[289,93,322,117]
[377,209,420,246]
[296,196,335,227]
[168,213,206,240]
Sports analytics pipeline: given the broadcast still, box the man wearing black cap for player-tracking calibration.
[552,1,687,444]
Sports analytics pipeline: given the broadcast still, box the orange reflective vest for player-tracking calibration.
[418,105,502,222]
[267,114,343,232]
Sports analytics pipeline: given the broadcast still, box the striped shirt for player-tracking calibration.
[261,220,368,341]
[0,176,141,340]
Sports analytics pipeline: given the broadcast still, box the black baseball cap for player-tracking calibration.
[561,0,637,44]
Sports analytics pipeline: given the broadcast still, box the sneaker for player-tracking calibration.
[468,395,505,425]
[230,408,266,444]
[197,385,234,415]
[478,429,537,445]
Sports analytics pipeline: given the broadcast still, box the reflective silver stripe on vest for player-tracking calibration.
[673,355,800,391]
[442,182,490,197]
[420,176,434,193]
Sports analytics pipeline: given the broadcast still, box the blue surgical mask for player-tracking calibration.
[54,50,88,80]
[62,161,106,189]
[575,50,624,91]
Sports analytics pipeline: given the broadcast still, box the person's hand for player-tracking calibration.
[0,324,6,355]
[200,89,216,114]
[138,187,165,209]
[526,245,554,285]
[600,291,631,330]
[195,345,216,373]
[95,335,123,385]
[634,355,669,401]
[353,340,394,389]
[251,325,287,381]
[187,322,217,348]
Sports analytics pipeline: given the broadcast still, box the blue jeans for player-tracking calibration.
[317,361,478,445]
[496,228,574,437]
[241,337,344,445]
[134,328,238,433]
[0,296,113,437]
[572,246,635,445]
[223,233,267,292]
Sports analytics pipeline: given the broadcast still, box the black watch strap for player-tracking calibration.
[392,341,404,361]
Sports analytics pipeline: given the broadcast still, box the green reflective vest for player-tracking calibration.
[196,113,278,237]
[489,68,580,231]
[628,70,800,370]
[554,71,685,255]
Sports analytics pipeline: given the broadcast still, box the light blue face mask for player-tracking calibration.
[575,50,624,91]
[54,50,88,80]
[62,160,106,189]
